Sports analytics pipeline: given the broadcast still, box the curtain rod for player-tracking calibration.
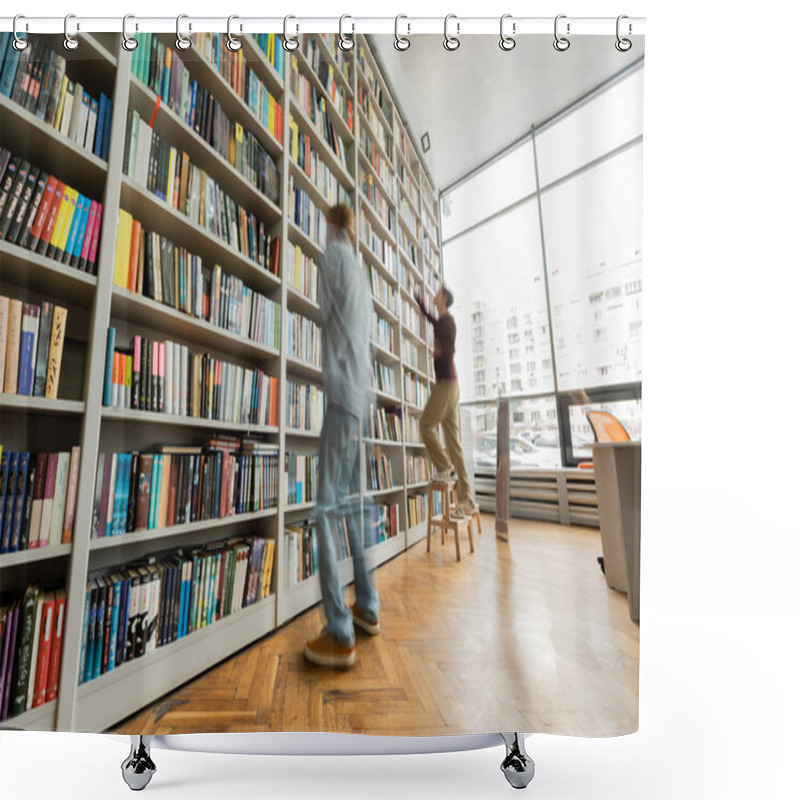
[1,16,646,36]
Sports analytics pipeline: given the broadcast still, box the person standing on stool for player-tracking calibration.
[304,204,381,670]
[414,285,478,518]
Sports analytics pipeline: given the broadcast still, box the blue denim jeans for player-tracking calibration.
[314,404,380,647]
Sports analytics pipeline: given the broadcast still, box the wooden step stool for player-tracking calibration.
[426,479,474,562]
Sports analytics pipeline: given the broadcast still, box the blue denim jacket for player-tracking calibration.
[319,232,373,419]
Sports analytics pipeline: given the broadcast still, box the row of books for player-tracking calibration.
[366,502,399,547]
[407,491,437,529]
[111,211,281,347]
[396,158,421,211]
[358,126,394,194]
[360,166,395,235]
[372,313,395,353]
[286,310,321,368]
[92,439,280,538]
[0,584,67,721]
[252,34,286,76]
[285,380,325,433]
[289,115,351,207]
[406,455,431,485]
[103,328,280,427]
[299,34,354,131]
[357,86,393,160]
[78,535,274,685]
[364,259,398,315]
[0,447,81,554]
[0,151,103,272]
[398,196,420,241]
[287,244,319,304]
[194,33,284,145]
[367,404,403,443]
[128,40,281,206]
[289,55,349,166]
[367,451,394,492]
[359,212,396,276]
[401,339,426,374]
[404,372,429,408]
[356,45,392,125]
[397,226,420,269]
[285,451,318,505]
[288,177,328,249]
[0,34,112,161]
[423,262,440,294]
[285,519,320,586]
[0,297,67,399]
[405,415,423,446]
[373,360,397,398]
[123,114,274,267]
[401,298,423,336]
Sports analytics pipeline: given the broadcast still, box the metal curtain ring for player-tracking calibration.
[64,14,79,51]
[553,14,570,51]
[227,15,242,52]
[282,15,299,51]
[339,14,354,51]
[176,14,192,50]
[12,14,28,51]
[394,14,410,51]
[499,14,516,51]
[615,14,632,52]
[443,14,460,51]
[121,14,138,51]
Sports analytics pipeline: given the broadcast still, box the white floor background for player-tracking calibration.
[3,1,799,797]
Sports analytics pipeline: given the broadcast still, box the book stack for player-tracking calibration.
[1,296,68,400]
[123,112,274,267]
[0,584,68,720]
[401,339,423,372]
[367,449,393,492]
[78,535,275,684]
[404,414,422,445]
[360,166,395,234]
[0,34,112,161]
[357,89,392,157]
[285,452,318,505]
[0,447,81,553]
[405,454,431,485]
[372,360,396,398]
[401,298,421,336]
[372,312,394,353]
[403,371,428,408]
[287,244,319,304]
[103,327,280,427]
[396,159,420,209]
[286,310,321,367]
[0,150,103,273]
[398,196,419,240]
[285,517,351,585]
[285,380,325,432]
[363,259,397,314]
[289,56,348,164]
[359,212,396,274]
[128,40,281,205]
[287,175,329,248]
[356,45,392,122]
[366,502,399,546]
[299,35,354,132]
[91,438,280,537]
[367,404,403,443]
[289,115,350,207]
[424,263,439,294]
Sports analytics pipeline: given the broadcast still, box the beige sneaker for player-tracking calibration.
[351,602,380,635]
[304,629,355,669]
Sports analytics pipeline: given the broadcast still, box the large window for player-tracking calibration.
[441,64,643,469]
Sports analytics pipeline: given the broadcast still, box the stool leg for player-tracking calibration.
[476,510,482,534]
[426,487,433,553]
[467,519,475,554]
[454,522,461,561]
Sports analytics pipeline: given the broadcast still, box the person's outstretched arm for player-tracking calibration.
[414,288,436,324]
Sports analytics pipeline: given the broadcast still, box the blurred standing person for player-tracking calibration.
[304,204,381,670]
[414,286,478,518]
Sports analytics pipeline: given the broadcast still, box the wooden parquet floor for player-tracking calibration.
[111,516,639,737]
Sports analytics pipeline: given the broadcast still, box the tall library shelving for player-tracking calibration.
[0,31,443,732]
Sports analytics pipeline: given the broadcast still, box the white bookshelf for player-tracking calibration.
[0,31,442,732]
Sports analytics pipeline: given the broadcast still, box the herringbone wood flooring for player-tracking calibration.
[111,516,638,736]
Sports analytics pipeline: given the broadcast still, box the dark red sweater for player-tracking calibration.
[417,298,457,382]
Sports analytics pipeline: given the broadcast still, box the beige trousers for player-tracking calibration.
[420,379,474,506]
